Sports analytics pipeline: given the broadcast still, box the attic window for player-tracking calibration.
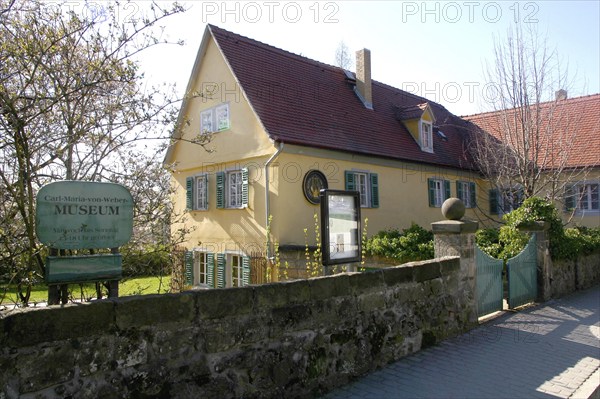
[200,103,230,134]
[343,69,356,81]
[436,129,448,141]
[420,120,433,153]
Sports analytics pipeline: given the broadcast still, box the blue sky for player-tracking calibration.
[137,0,599,116]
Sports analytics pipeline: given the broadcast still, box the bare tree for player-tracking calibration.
[0,0,188,305]
[334,40,353,70]
[468,24,592,213]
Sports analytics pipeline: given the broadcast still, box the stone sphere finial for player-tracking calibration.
[441,198,465,220]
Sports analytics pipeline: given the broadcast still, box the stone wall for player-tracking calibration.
[551,252,600,298]
[0,256,476,399]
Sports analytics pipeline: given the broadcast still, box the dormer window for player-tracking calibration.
[396,103,436,154]
[420,120,433,152]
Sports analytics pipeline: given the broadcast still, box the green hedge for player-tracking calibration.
[365,223,434,263]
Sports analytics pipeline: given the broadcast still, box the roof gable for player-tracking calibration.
[207,24,476,170]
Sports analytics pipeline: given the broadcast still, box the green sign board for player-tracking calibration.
[36,181,134,249]
[45,254,122,283]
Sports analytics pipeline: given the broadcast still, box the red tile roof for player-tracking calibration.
[396,103,431,121]
[208,25,476,170]
[463,94,600,169]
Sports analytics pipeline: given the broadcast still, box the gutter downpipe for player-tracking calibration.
[265,142,284,260]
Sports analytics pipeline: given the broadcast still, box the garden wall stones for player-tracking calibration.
[0,256,476,399]
[551,252,600,298]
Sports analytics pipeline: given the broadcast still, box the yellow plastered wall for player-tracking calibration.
[168,34,279,253]
[404,119,420,143]
[170,155,272,254]
[267,149,486,247]
[171,146,491,254]
[558,168,600,228]
[167,35,274,171]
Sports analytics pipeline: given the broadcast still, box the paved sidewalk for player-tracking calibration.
[323,286,600,399]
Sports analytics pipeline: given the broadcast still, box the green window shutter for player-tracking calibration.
[241,168,249,208]
[428,178,435,207]
[516,188,524,208]
[370,173,379,208]
[206,253,215,288]
[469,182,477,208]
[444,180,451,200]
[489,189,499,215]
[242,256,251,286]
[216,253,226,288]
[184,251,194,286]
[564,185,575,211]
[216,172,225,209]
[186,177,194,210]
[456,181,464,202]
[345,171,355,191]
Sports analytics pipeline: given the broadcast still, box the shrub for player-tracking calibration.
[475,228,502,258]
[121,244,172,277]
[475,196,600,261]
[365,223,434,263]
[564,226,600,256]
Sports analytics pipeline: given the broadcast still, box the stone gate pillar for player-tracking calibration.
[517,221,552,302]
[431,198,479,324]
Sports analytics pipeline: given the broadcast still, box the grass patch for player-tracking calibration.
[0,275,171,306]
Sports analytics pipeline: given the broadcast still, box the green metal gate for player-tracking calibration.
[475,245,504,317]
[507,234,537,309]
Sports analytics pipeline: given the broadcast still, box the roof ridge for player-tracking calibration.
[462,92,600,118]
[208,24,445,110]
[208,24,342,74]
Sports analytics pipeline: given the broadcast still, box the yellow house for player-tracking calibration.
[164,25,563,289]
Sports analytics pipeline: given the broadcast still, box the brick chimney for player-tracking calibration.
[555,89,568,101]
[355,48,373,109]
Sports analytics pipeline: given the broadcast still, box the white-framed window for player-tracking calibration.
[200,110,214,134]
[195,252,208,286]
[345,170,379,208]
[565,182,599,212]
[184,250,214,288]
[227,170,243,208]
[420,120,433,152]
[215,253,250,288]
[229,254,243,288]
[490,187,523,215]
[215,104,230,131]
[186,173,208,211]
[457,181,477,208]
[356,172,369,207]
[195,175,208,210]
[216,168,249,209]
[577,183,599,211]
[428,178,450,208]
[200,103,230,134]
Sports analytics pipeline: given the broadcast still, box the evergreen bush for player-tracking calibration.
[365,223,434,263]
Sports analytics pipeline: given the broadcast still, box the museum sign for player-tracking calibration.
[36,181,134,249]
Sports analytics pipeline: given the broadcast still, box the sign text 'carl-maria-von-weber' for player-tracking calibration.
[36,181,134,249]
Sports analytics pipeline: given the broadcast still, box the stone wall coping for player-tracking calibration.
[431,219,479,234]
